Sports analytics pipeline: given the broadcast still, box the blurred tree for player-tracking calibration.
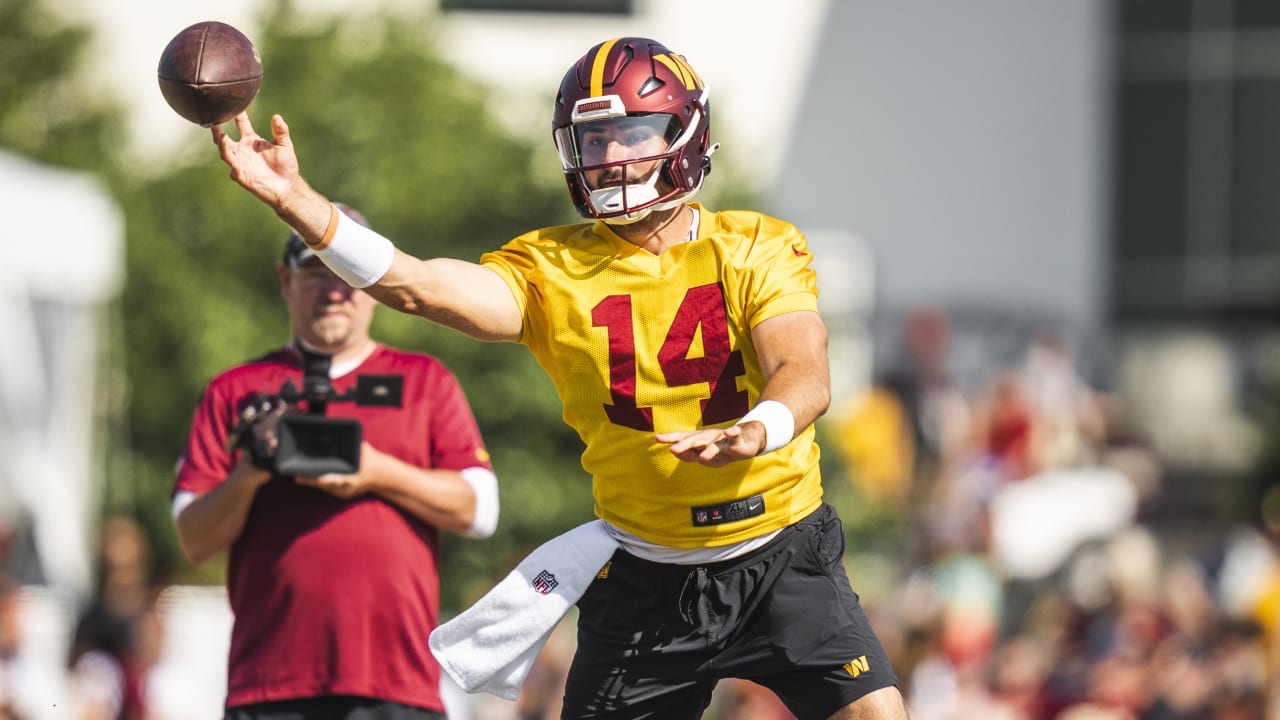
[0,0,125,170]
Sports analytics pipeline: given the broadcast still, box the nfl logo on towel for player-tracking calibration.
[532,570,559,595]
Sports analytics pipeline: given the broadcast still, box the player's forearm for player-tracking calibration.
[366,255,524,342]
[752,312,831,433]
[757,361,831,434]
[175,463,270,564]
[363,447,484,535]
[273,180,333,247]
[296,208,524,340]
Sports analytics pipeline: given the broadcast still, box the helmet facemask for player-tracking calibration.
[555,104,704,223]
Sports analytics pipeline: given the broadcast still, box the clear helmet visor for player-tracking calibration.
[554,113,684,172]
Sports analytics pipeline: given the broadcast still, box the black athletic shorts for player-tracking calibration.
[562,503,899,720]
[224,696,445,720]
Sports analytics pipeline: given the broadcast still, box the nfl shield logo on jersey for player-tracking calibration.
[532,569,559,595]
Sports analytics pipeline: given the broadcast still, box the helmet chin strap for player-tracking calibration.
[591,169,665,225]
[593,143,721,226]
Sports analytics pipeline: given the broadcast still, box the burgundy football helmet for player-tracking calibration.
[553,37,718,224]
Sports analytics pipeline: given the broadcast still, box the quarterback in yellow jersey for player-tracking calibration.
[479,207,825,548]
[213,35,907,720]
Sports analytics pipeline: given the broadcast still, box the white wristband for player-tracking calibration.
[315,208,395,288]
[737,400,795,454]
[460,467,500,538]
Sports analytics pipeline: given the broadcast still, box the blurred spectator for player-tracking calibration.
[988,633,1052,718]
[0,575,24,719]
[972,368,1045,484]
[66,516,160,720]
[1212,487,1280,648]
[889,306,974,482]
[1020,330,1108,471]
[832,306,972,505]
[829,316,1280,720]
[828,381,916,503]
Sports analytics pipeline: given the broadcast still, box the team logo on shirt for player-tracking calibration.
[532,570,559,595]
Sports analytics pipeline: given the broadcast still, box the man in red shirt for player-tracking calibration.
[172,204,498,719]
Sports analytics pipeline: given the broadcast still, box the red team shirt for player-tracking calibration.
[175,344,491,711]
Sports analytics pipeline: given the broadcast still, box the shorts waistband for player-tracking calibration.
[612,503,832,577]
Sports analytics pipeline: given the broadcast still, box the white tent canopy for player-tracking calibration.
[0,149,123,598]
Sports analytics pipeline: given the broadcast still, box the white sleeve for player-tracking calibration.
[459,467,499,538]
[171,490,198,521]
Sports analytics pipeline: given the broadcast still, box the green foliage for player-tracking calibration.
[0,0,124,170]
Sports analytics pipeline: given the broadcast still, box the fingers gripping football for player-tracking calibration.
[212,113,303,209]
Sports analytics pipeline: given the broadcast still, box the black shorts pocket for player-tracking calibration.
[810,513,846,567]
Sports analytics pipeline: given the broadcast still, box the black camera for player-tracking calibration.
[268,347,402,475]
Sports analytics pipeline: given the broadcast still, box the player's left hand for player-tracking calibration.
[292,442,380,499]
[292,471,369,499]
[657,424,764,467]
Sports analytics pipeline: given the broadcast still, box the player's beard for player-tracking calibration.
[597,167,626,187]
[597,161,658,189]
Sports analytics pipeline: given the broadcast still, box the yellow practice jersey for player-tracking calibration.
[480,203,824,547]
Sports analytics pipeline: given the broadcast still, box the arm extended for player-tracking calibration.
[213,113,522,342]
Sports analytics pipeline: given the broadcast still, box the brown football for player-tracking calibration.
[157,21,262,127]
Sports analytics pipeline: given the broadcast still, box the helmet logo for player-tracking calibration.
[654,54,704,91]
[578,99,613,114]
[571,95,627,123]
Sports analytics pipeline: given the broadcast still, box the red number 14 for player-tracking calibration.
[592,283,748,431]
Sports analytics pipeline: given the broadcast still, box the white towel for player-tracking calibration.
[429,519,618,699]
